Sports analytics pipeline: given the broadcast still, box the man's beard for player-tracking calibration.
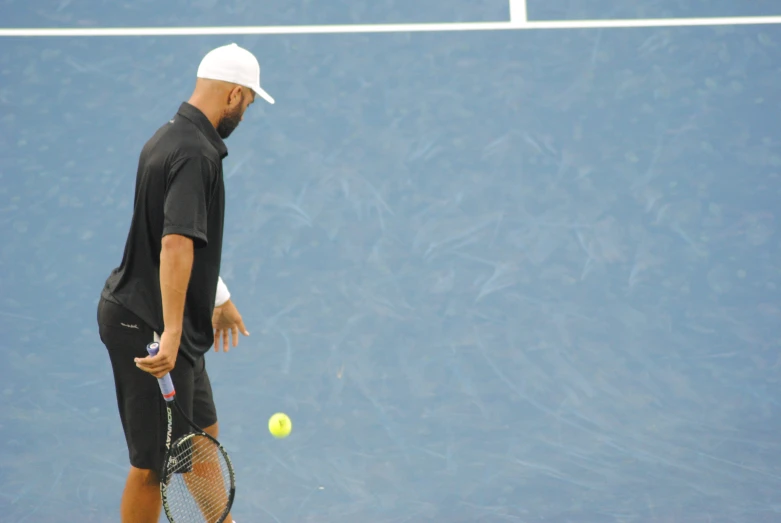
[216,103,243,139]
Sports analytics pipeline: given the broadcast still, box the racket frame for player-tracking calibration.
[148,342,237,523]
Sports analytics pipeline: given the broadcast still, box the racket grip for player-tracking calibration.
[146,342,176,402]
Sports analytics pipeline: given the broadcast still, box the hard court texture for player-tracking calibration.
[1,0,780,521]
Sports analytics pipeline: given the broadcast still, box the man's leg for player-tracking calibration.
[121,467,162,523]
[194,421,233,522]
[98,297,196,523]
[193,357,234,523]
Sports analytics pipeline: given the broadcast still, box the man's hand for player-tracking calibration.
[212,299,249,352]
[135,330,181,378]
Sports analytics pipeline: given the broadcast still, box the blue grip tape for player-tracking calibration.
[145,342,176,401]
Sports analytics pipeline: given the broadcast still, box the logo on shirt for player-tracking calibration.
[121,322,140,330]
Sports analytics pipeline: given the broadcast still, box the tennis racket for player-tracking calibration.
[146,342,236,523]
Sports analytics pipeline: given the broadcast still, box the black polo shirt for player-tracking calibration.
[101,102,227,363]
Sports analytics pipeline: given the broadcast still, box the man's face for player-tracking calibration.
[217,87,255,139]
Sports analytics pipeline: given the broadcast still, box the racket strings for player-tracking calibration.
[163,434,232,523]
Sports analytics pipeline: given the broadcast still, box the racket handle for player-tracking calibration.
[146,342,176,402]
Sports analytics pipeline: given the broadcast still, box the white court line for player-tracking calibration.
[1,15,781,37]
[509,0,528,24]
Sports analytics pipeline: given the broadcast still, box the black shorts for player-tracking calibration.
[97,297,218,475]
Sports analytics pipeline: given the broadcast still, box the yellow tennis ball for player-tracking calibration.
[268,412,292,438]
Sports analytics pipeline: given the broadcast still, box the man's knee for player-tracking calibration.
[129,466,160,487]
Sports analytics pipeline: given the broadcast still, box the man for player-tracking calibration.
[97,43,274,523]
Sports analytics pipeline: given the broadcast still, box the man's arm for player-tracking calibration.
[135,233,194,377]
[161,234,195,335]
[135,154,211,378]
[158,154,210,334]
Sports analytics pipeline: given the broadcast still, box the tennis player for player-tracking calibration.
[97,43,274,523]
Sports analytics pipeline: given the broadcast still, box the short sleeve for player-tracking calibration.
[162,155,215,248]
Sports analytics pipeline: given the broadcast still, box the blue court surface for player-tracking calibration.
[2,1,781,522]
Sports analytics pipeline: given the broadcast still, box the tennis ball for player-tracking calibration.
[268,412,292,438]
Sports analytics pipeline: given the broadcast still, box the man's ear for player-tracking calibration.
[227,85,244,106]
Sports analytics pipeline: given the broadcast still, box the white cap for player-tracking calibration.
[197,43,275,105]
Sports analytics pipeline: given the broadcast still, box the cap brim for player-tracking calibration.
[253,85,275,105]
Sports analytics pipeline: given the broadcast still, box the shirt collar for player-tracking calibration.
[176,102,229,159]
